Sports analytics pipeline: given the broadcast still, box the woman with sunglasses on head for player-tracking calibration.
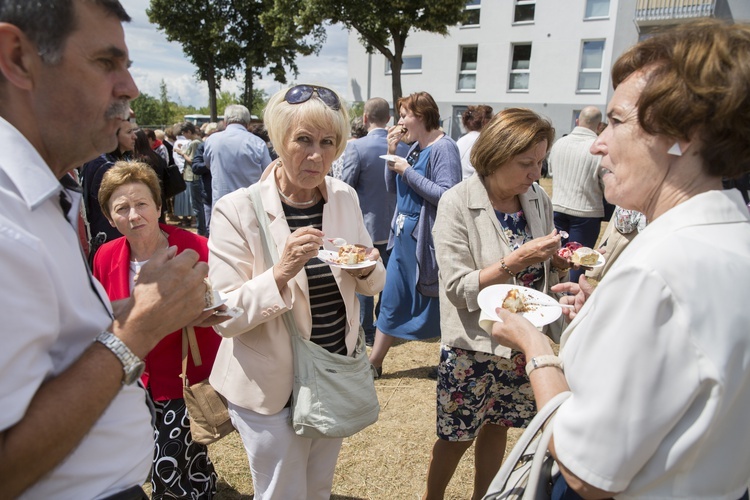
[368,91,462,377]
[207,84,386,499]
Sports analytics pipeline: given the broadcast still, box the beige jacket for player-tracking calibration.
[208,162,386,414]
[433,174,563,356]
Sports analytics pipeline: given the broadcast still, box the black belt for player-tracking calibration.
[99,485,148,500]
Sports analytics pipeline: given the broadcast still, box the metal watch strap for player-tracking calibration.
[95,331,144,385]
[525,354,562,377]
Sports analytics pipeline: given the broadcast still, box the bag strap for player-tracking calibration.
[180,326,203,387]
[483,390,572,499]
[247,184,304,340]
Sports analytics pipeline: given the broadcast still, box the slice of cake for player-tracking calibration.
[338,244,366,265]
[571,247,599,266]
[502,289,528,314]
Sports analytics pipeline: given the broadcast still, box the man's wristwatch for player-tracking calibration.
[95,331,145,385]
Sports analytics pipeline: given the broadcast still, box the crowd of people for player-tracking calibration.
[1,1,749,500]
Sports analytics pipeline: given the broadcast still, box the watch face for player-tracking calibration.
[123,361,146,385]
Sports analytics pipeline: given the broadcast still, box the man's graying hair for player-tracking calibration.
[223,104,252,126]
[0,0,130,65]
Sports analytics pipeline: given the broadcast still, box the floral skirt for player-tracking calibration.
[436,345,536,441]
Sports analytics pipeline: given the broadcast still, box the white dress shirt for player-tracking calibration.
[0,117,153,499]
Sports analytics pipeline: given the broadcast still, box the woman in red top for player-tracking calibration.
[93,161,223,499]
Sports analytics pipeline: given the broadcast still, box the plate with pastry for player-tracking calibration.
[318,245,377,270]
[477,284,562,328]
[557,242,605,268]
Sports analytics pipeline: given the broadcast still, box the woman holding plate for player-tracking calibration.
[92,161,226,498]
[207,84,386,499]
[491,21,750,498]
[424,108,569,499]
[368,91,462,376]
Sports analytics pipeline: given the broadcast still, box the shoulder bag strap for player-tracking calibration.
[247,184,304,340]
[180,326,203,387]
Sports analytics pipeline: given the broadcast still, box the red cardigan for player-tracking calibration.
[92,224,221,401]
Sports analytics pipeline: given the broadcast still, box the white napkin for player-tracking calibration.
[478,309,513,359]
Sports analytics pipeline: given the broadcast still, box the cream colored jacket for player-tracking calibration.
[208,162,386,414]
[433,174,563,356]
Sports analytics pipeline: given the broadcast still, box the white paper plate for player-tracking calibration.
[318,249,377,270]
[379,154,406,162]
[477,284,562,328]
[203,290,227,311]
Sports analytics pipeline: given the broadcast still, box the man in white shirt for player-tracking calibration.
[548,106,605,283]
[0,1,218,498]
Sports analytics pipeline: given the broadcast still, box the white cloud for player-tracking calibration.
[123,0,349,108]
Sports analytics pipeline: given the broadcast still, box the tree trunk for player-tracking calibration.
[390,36,405,118]
[243,63,254,112]
[206,54,218,122]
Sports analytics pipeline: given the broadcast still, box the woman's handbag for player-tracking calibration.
[483,391,571,500]
[248,184,380,439]
[181,326,235,445]
[164,164,187,199]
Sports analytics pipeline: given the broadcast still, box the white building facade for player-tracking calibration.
[347,0,750,138]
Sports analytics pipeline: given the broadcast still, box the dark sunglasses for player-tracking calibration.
[284,85,341,110]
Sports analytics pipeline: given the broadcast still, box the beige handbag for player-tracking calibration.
[181,326,235,445]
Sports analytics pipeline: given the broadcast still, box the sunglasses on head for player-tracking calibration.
[284,85,341,110]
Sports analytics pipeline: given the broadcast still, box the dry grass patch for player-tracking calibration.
[204,337,523,499]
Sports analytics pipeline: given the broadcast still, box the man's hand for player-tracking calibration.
[112,246,208,358]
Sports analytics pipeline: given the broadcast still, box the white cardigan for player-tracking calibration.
[208,162,385,414]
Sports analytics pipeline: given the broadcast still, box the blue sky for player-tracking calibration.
[124,0,349,108]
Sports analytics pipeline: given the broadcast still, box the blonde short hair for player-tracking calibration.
[263,86,349,162]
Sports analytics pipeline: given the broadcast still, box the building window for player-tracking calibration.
[578,40,604,91]
[386,55,422,75]
[458,46,478,91]
[463,0,481,26]
[585,0,610,19]
[513,0,535,23]
[509,43,532,90]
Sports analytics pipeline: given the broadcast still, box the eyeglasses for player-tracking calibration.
[284,85,341,110]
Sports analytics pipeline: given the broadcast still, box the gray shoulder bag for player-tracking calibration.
[248,184,380,439]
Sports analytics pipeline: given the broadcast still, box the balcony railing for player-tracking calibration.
[635,0,716,24]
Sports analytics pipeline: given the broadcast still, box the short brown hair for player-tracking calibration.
[461,105,493,132]
[397,92,440,131]
[99,161,162,220]
[471,108,554,178]
[612,19,750,178]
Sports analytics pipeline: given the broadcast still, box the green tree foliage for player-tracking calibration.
[148,0,323,117]
[130,93,163,127]
[148,0,234,120]
[263,0,468,107]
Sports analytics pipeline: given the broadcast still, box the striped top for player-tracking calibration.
[282,198,347,354]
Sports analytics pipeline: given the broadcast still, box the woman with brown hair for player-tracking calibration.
[457,104,493,179]
[368,91,462,376]
[492,20,750,499]
[92,161,226,498]
[425,108,567,499]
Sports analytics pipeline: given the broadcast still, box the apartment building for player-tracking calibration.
[347,0,750,137]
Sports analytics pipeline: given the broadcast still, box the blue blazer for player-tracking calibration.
[340,129,409,244]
